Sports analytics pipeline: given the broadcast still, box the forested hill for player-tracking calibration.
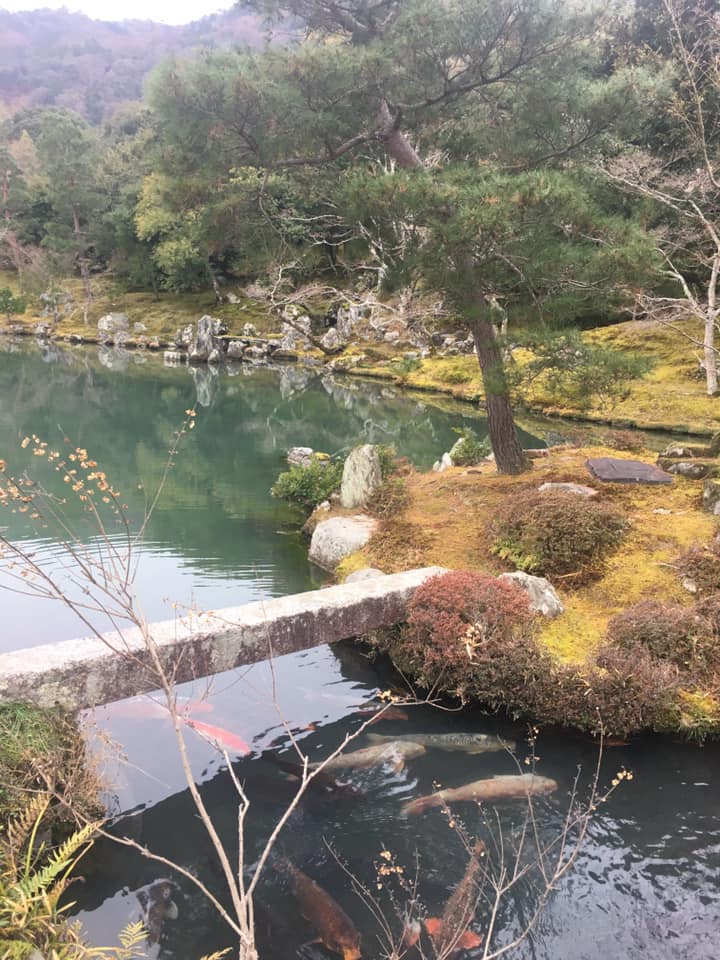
[0,6,267,123]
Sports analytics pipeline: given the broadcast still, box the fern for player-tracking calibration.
[18,820,98,900]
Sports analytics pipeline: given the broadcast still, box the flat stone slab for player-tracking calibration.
[0,567,445,711]
[586,457,674,485]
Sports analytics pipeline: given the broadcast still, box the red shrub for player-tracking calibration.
[400,570,535,691]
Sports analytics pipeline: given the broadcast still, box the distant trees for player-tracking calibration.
[608,0,720,396]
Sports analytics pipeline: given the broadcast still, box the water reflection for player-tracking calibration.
[0,341,543,648]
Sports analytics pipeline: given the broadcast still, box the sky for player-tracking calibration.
[0,0,236,24]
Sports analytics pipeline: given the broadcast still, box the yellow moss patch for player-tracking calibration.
[336,550,373,581]
[372,445,718,669]
[676,689,720,740]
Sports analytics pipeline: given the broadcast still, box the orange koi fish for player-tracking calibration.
[182,717,251,755]
[273,856,361,960]
[424,841,485,955]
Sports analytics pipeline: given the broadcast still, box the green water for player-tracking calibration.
[0,340,544,648]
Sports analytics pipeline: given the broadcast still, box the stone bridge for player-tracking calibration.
[0,568,444,711]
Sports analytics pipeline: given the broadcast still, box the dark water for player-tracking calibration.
[0,340,540,650]
[75,644,720,960]
[1,341,717,960]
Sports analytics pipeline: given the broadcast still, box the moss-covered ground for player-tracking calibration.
[336,444,719,734]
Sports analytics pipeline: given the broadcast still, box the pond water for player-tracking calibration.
[0,341,717,960]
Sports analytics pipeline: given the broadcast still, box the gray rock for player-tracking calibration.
[499,571,564,618]
[189,315,215,363]
[321,326,343,351]
[208,348,221,364]
[309,515,378,572]
[345,567,386,583]
[710,431,720,456]
[133,321,147,333]
[280,314,312,351]
[659,443,695,459]
[287,446,315,468]
[97,313,129,339]
[163,350,185,365]
[226,292,241,304]
[665,460,717,479]
[340,445,383,509]
[384,330,400,343]
[437,451,453,472]
[34,322,52,339]
[244,345,267,361]
[148,337,161,350]
[227,340,245,359]
[242,322,259,336]
[336,304,363,340]
[174,324,194,347]
[212,317,228,336]
[703,478,720,515]
[114,330,130,348]
[538,482,598,498]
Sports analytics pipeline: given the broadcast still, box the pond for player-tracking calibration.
[0,341,717,960]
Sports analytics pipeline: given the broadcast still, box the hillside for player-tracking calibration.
[0,6,269,123]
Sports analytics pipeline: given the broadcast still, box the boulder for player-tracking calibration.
[287,446,315,468]
[280,314,312,351]
[188,315,215,363]
[34,322,52,339]
[498,571,564,618]
[662,460,719,479]
[309,515,378,572]
[227,340,245,359]
[242,322,259,336]
[244,345,267,361]
[208,348,221,364]
[97,313,129,340]
[174,324,194,347]
[659,443,695,459]
[133,322,147,333]
[163,350,185,365]
[345,567,386,583]
[703,478,720,515]
[320,326,343,352]
[538,482,598,498]
[340,445,383,509]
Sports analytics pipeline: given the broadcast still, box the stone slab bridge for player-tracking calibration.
[0,568,444,712]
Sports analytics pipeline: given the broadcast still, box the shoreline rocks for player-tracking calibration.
[309,515,379,572]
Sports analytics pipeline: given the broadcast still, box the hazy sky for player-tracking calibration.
[1,0,236,24]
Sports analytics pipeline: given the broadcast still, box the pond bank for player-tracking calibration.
[318,443,720,740]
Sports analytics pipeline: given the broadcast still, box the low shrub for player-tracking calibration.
[450,427,491,466]
[397,570,536,697]
[604,429,646,453]
[445,369,472,385]
[376,444,398,478]
[271,457,343,510]
[587,644,680,736]
[607,600,720,674]
[677,543,720,594]
[491,489,628,578]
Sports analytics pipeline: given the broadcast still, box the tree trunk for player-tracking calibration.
[705,255,719,395]
[465,298,530,475]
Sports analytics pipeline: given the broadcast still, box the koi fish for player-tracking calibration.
[137,880,179,945]
[318,740,425,773]
[273,856,361,960]
[269,756,361,797]
[424,841,485,955]
[402,773,558,816]
[182,717,251,755]
[358,706,410,725]
[367,732,514,754]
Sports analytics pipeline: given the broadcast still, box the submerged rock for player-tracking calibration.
[340,445,382,509]
[498,571,564,618]
[309,515,378,572]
